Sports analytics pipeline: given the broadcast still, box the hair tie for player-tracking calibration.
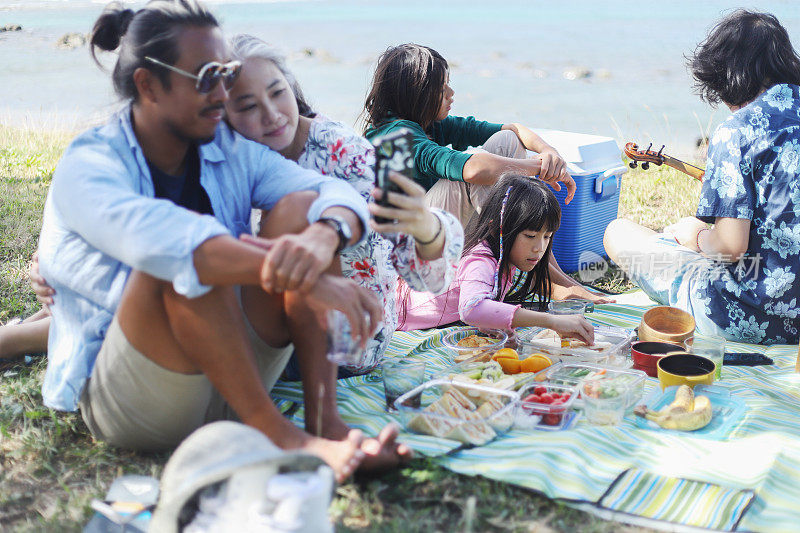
[492,185,513,298]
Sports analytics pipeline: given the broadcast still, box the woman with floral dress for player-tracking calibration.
[225,34,462,470]
[604,10,800,344]
[225,34,463,376]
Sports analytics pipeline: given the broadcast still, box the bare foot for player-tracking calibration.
[301,429,365,483]
[358,423,414,474]
[312,416,413,474]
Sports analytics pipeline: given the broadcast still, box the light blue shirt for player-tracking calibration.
[37,108,369,411]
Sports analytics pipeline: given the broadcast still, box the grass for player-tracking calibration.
[0,123,701,532]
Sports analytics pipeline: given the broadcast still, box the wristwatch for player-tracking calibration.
[316,215,352,253]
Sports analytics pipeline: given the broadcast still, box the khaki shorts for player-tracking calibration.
[79,299,293,451]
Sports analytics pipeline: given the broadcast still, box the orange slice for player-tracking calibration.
[519,354,552,373]
[491,348,519,361]
[496,357,521,374]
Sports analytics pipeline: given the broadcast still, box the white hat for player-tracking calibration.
[148,421,329,533]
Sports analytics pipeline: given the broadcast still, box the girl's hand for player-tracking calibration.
[369,171,438,241]
[29,252,56,308]
[547,314,595,345]
[663,217,707,251]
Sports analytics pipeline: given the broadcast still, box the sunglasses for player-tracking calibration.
[144,56,242,94]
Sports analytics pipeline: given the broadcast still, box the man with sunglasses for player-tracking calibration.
[37,1,407,480]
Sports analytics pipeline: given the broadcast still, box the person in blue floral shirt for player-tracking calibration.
[604,10,800,345]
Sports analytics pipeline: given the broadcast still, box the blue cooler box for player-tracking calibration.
[529,130,627,272]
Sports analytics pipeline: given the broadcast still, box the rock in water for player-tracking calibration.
[57,32,87,50]
[563,67,592,80]
[1,24,22,32]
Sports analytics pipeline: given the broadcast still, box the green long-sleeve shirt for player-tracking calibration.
[365,115,503,192]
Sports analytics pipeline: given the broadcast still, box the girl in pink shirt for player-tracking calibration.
[398,174,594,344]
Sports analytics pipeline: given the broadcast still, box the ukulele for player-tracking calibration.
[624,142,705,181]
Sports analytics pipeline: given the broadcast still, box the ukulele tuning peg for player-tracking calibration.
[629,161,638,169]
[641,162,650,170]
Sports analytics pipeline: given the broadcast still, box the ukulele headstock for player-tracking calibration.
[624,142,665,170]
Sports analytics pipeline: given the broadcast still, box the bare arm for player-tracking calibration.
[461,125,576,203]
[501,123,555,154]
[665,216,750,262]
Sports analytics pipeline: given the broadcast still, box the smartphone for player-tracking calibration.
[372,128,415,224]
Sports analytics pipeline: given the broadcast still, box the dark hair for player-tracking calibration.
[688,10,800,107]
[362,43,449,132]
[90,0,219,101]
[463,175,561,311]
[229,34,316,118]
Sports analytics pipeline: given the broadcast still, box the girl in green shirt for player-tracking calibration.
[363,43,611,304]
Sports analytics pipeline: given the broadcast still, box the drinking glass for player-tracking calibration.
[326,310,364,366]
[690,334,725,380]
[382,359,426,411]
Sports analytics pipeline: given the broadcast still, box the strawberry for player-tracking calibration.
[542,414,561,426]
[534,385,547,396]
[539,393,554,404]
[523,394,542,403]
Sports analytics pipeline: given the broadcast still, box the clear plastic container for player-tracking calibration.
[442,328,509,363]
[515,382,579,431]
[581,379,628,425]
[434,359,538,392]
[393,379,518,446]
[517,325,634,366]
[533,362,647,409]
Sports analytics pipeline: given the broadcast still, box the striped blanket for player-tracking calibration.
[271,294,800,532]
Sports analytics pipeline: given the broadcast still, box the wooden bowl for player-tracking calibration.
[639,306,695,345]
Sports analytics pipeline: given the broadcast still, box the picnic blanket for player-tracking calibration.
[271,293,800,532]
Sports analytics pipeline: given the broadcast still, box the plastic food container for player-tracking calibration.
[517,325,634,366]
[532,362,646,409]
[515,382,579,431]
[442,328,509,363]
[434,359,538,392]
[581,379,629,425]
[393,379,517,446]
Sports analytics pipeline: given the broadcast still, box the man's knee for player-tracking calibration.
[259,191,318,238]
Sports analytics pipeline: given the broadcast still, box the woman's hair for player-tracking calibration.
[362,43,449,132]
[89,0,218,101]
[463,174,561,310]
[688,10,800,107]
[228,34,316,118]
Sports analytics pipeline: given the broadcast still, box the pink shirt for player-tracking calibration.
[398,242,521,331]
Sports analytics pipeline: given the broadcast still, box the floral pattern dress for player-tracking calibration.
[298,116,463,372]
[632,84,800,344]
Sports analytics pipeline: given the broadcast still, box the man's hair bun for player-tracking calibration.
[90,3,135,54]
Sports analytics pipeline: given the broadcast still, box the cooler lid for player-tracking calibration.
[527,129,623,177]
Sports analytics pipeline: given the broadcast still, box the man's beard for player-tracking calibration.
[166,117,217,146]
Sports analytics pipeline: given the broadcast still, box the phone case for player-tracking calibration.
[372,128,415,224]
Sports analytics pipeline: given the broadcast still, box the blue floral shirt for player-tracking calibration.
[695,84,800,344]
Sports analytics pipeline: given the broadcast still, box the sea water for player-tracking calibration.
[1,0,798,156]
